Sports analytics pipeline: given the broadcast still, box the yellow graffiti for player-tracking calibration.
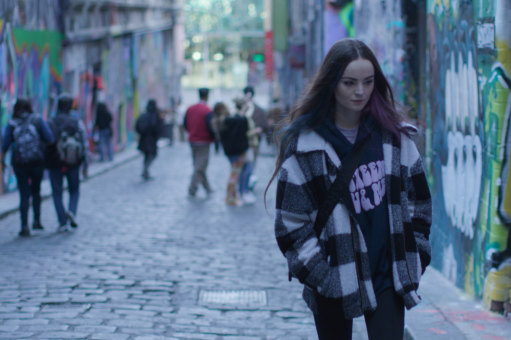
[464,255,476,297]
[496,39,511,72]
[484,264,511,313]
[491,38,511,248]
[482,3,511,310]
[429,0,457,18]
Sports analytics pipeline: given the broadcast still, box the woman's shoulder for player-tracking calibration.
[400,121,418,135]
[282,129,336,162]
[295,130,327,152]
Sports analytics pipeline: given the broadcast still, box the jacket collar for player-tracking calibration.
[296,129,342,167]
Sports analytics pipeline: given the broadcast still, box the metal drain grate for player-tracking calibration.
[198,289,267,307]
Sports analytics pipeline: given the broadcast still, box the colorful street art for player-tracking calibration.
[101,36,134,150]
[0,12,174,194]
[134,31,170,114]
[323,1,353,55]
[97,31,170,153]
[479,0,511,313]
[427,0,511,312]
[428,0,484,294]
[353,0,409,106]
[0,20,62,193]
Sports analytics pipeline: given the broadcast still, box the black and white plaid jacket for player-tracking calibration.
[275,126,432,319]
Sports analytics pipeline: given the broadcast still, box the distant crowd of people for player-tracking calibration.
[0,84,283,237]
[180,86,282,206]
[134,85,283,206]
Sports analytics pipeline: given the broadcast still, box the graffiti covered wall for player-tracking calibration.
[101,36,134,150]
[353,0,407,104]
[353,0,426,121]
[323,1,353,55]
[133,31,170,116]
[427,0,511,311]
[0,20,62,193]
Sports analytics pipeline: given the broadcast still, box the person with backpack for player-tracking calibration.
[1,98,54,237]
[46,93,88,232]
[136,99,163,180]
[269,39,432,339]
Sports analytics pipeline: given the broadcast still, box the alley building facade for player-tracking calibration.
[0,0,184,193]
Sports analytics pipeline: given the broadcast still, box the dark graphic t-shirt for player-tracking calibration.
[316,117,393,296]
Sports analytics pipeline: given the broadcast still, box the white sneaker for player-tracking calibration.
[57,224,69,233]
[248,175,258,191]
[242,191,256,204]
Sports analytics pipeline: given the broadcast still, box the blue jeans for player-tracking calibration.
[239,161,253,194]
[13,165,44,229]
[49,166,80,226]
[98,129,113,161]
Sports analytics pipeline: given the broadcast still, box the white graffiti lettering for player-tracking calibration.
[442,51,482,240]
[442,244,458,283]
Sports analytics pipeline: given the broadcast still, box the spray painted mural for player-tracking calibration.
[98,30,170,153]
[101,36,134,150]
[353,0,410,107]
[428,0,511,312]
[478,0,511,313]
[323,1,353,55]
[133,31,170,114]
[0,20,62,193]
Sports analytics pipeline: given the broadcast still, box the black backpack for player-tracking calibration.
[54,116,84,166]
[10,115,44,164]
[135,113,151,135]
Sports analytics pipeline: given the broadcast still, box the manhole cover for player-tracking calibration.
[198,289,267,306]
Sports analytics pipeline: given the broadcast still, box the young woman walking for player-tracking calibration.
[270,38,432,339]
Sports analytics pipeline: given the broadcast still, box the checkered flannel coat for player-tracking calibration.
[275,126,432,319]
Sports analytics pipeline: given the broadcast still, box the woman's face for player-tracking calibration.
[334,58,375,117]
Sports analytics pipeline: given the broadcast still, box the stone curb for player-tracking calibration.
[0,147,141,220]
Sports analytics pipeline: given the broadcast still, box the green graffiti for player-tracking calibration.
[12,28,62,80]
[340,3,354,37]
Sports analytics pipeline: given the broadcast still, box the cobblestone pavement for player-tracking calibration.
[0,142,369,339]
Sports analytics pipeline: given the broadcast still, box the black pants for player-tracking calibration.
[14,165,44,229]
[314,289,404,340]
[142,153,156,177]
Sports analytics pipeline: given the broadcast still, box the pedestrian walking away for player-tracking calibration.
[231,97,253,204]
[46,93,89,232]
[215,101,249,206]
[1,98,54,237]
[183,87,215,197]
[239,87,267,204]
[269,38,432,340]
[136,99,163,180]
[94,101,114,162]
[241,85,270,152]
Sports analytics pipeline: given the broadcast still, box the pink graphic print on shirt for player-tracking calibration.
[349,160,386,214]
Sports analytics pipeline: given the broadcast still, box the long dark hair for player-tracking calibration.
[265,38,405,199]
[13,98,33,118]
[212,102,229,132]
